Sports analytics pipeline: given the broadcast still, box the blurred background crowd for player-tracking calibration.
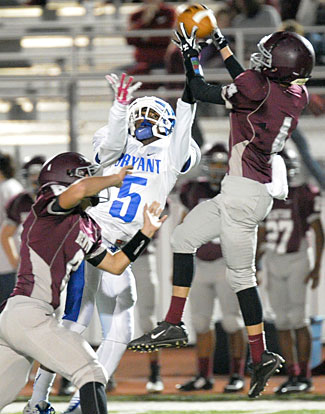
[0,0,325,398]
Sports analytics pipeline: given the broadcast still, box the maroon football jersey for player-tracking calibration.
[224,70,308,184]
[262,184,321,254]
[180,178,223,261]
[11,184,106,309]
[5,191,34,226]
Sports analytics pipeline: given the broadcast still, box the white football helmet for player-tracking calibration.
[128,96,176,141]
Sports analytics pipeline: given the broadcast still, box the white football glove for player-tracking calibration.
[105,73,142,105]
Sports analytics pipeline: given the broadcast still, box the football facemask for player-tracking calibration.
[128,97,176,141]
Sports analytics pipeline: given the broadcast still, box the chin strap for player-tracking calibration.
[135,119,154,141]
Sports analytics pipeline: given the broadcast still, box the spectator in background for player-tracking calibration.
[126,0,176,76]
[230,0,281,58]
[0,153,22,309]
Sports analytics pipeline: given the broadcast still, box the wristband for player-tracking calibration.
[122,230,151,262]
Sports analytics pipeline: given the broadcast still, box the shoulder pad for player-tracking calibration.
[235,70,269,102]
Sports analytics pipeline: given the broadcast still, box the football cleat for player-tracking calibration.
[176,375,214,391]
[106,376,117,392]
[248,350,285,398]
[58,377,76,396]
[224,374,245,393]
[127,321,188,352]
[23,401,55,414]
[297,376,314,393]
[146,375,164,393]
[62,397,81,414]
[274,376,308,395]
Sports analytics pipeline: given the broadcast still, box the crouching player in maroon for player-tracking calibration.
[0,152,166,414]
[128,23,315,398]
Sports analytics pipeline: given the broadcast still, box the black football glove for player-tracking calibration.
[211,27,228,51]
[172,23,203,81]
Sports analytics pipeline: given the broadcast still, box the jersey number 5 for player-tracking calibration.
[109,176,147,222]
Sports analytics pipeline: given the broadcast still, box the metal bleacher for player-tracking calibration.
[0,1,324,155]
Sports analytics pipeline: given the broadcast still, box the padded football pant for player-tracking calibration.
[171,175,273,293]
[264,249,311,330]
[191,257,244,334]
[0,295,107,411]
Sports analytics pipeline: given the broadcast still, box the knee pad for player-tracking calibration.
[221,314,244,334]
[192,313,211,334]
[118,285,137,311]
[273,313,291,330]
[171,225,197,254]
[226,267,257,294]
[72,359,108,389]
[288,310,310,330]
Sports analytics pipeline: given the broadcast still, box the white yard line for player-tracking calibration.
[3,400,325,413]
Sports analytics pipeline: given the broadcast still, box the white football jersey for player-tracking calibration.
[89,98,200,244]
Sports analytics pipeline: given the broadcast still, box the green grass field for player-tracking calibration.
[8,395,325,414]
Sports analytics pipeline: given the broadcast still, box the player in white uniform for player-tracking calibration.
[43,73,199,413]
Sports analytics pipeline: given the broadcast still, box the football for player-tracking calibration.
[176,4,216,39]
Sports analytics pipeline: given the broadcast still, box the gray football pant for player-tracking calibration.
[171,175,273,293]
[265,248,311,330]
[0,296,107,411]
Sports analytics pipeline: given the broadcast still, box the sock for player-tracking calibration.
[299,361,311,378]
[79,382,107,414]
[165,296,186,324]
[149,361,161,381]
[287,363,300,377]
[198,356,212,378]
[248,332,266,364]
[230,357,246,377]
[30,367,56,407]
[65,390,80,412]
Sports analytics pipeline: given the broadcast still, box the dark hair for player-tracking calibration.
[0,153,15,179]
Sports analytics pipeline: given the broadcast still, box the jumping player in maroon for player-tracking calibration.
[128,22,315,399]
[0,152,166,414]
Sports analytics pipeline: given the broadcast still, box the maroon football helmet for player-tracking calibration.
[22,155,45,178]
[38,152,100,187]
[201,142,228,187]
[250,31,315,85]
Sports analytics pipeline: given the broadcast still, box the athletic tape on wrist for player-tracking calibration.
[122,230,151,262]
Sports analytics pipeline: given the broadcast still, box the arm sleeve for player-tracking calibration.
[93,101,128,167]
[168,99,199,173]
[87,249,107,267]
[224,55,245,80]
[189,77,225,104]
